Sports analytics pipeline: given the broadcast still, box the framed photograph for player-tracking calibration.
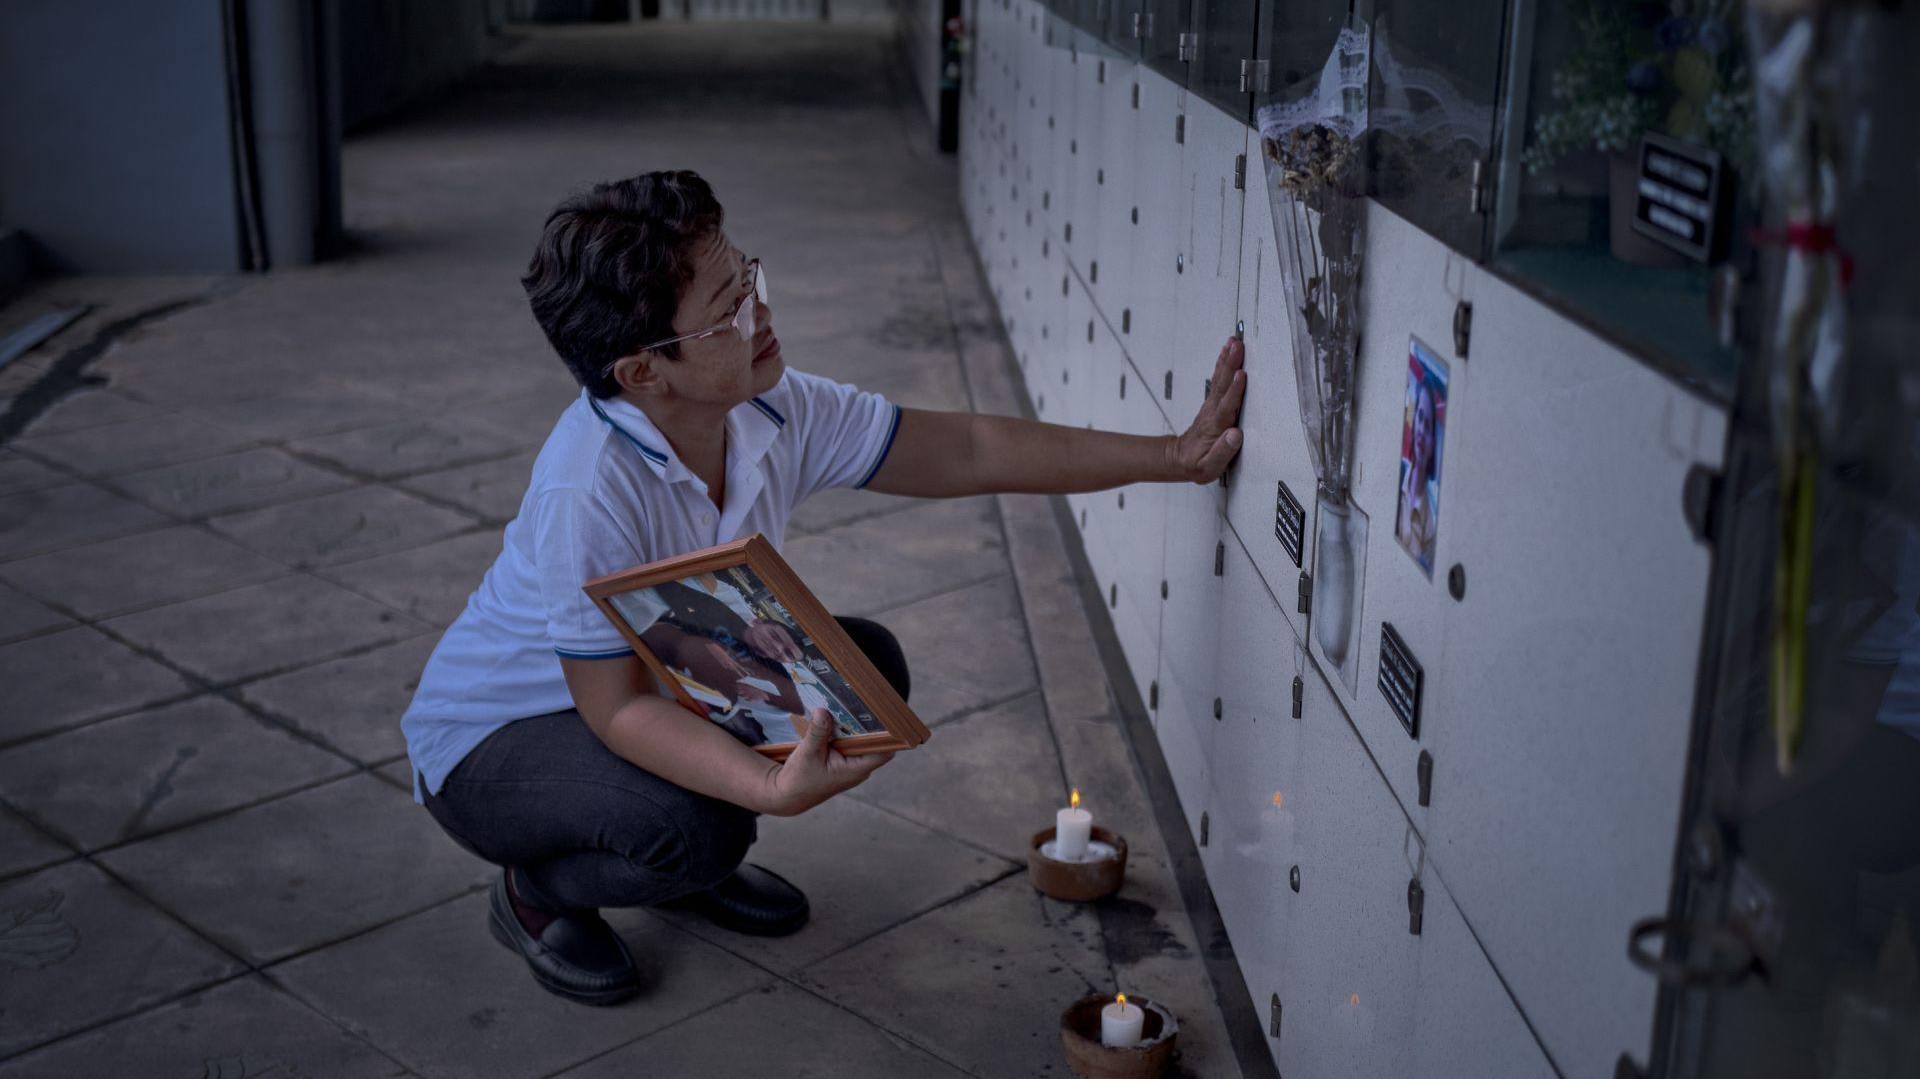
[583,536,930,760]
[1394,337,1449,578]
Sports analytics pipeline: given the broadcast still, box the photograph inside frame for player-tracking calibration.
[603,561,890,751]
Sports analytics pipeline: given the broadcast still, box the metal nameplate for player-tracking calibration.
[1274,480,1305,567]
[1378,622,1423,739]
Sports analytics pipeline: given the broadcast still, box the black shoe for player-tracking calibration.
[487,869,640,1006]
[676,863,810,937]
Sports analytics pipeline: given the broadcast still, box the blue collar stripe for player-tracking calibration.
[855,404,903,489]
[588,398,669,464]
[750,397,787,426]
[555,645,636,661]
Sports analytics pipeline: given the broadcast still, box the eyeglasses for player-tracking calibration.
[602,259,767,379]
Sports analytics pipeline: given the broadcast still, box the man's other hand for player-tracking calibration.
[1169,336,1247,484]
[764,710,893,816]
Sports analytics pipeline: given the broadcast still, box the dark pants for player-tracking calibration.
[421,616,909,912]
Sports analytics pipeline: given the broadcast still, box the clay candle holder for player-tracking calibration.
[1060,993,1179,1079]
[1028,825,1128,902]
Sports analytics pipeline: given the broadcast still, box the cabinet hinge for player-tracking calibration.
[1408,878,1426,935]
[1291,676,1304,719]
[1214,541,1225,577]
[1233,153,1247,190]
[1149,680,1159,709]
[1130,11,1152,39]
[1200,811,1209,846]
[1297,571,1312,615]
[1269,994,1283,1040]
[1213,697,1223,720]
[1131,82,1140,109]
[1174,113,1185,144]
[1163,370,1173,399]
[1237,58,1270,94]
[1176,32,1197,62]
[1417,750,1434,807]
[1468,158,1488,214]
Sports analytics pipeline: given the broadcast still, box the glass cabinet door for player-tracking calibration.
[1489,0,1757,401]
[1360,0,1507,258]
[1189,0,1259,120]
[1140,0,1190,84]
[1254,0,1347,97]
[1065,0,1140,57]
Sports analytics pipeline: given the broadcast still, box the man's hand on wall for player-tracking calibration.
[1169,336,1247,484]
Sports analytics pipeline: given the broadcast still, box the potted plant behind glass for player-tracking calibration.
[1524,0,1754,266]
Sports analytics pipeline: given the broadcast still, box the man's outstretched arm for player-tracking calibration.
[866,337,1246,499]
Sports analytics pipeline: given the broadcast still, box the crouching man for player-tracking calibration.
[401,170,1246,1004]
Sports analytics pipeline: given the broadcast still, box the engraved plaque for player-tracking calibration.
[1378,622,1423,739]
[1274,480,1305,567]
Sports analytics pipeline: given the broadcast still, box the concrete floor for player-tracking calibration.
[0,22,1244,1079]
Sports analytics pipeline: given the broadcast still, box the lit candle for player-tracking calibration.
[1055,788,1092,861]
[1101,992,1145,1048]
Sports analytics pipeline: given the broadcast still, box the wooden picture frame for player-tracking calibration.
[584,535,930,760]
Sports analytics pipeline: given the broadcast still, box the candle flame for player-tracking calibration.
[1271,791,1285,808]
[1349,993,1360,1007]
[1070,789,1081,810]
[1117,992,1128,1006]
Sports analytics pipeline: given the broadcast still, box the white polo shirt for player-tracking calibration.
[400,368,902,804]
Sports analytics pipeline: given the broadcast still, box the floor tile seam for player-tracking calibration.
[0,486,180,566]
[104,459,370,525]
[939,229,1135,1009]
[918,683,1047,733]
[0,963,261,1067]
[776,862,1025,974]
[232,867,495,971]
[276,440,535,494]
[0,446,384,584]
[853,565,1015,622]
[0,560,308,626]
[924,216,1078,802]
[841,778,1036,867]
[933,261,1075,798]
[776,973,999,1079]
[24,762,370,862]
[240,966,429,1079]
[0,884,454,1071]
[766,974,994,1079]
[784,497,928,537]
[0,620,431,759]
[6,435,280,486]
[251,881,492,981]
[79,601,428,749]
[874,37,943,165]
[527,978,784,1079]
[302,522,503,586]
[0,849,82,887]
[196,440,499,530]
[0,684,208,754]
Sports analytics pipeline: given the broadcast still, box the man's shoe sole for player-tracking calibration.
[486,876,640,1007]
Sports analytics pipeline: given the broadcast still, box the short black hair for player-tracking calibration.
[521,170,725,398]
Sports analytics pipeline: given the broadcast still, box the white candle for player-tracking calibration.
[1100,993,1145,1048]
[1055,788,1092,861]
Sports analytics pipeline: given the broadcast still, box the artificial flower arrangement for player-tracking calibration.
[1524,0,1754,175]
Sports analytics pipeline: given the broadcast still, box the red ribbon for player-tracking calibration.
[1751,222,1856,288]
